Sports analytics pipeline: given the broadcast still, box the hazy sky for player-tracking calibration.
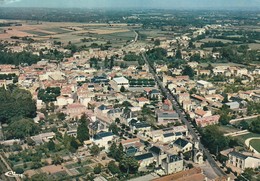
[0,0,259,9]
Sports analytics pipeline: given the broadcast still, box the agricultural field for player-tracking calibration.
[137,29,176,40]
[0,20,136,48]
[199,38,234,43]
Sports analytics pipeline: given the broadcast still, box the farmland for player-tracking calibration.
[0,21,138,47]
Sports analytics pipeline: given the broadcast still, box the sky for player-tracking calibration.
[0,0,259,9]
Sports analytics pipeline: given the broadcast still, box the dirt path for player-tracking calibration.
[245,137,260,154]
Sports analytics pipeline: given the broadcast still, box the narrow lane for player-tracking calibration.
[142,53,226,178]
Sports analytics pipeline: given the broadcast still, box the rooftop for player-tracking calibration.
[93,132,114,140]
[135,152,154,161]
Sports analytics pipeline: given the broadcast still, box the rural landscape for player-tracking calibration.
[0,1,260,181]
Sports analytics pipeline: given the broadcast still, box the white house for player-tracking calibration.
[135,153,155,169]
[197,80,213,88]
[227,151,260,171]
[91,131,115,150]
[110,77,129,92]
[170,138,193,153]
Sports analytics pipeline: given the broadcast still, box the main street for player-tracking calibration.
[142,53,226,179]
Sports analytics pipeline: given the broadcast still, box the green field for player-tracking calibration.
[250,139,260,152]
[23,30,52,36]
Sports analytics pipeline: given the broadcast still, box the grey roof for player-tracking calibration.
[229,151,248,160]
[150,89,160,94]
[135,153,154,161]
[98,105,108,111]
[126,146,138,156]
[175,132,182,136]
[94,132,114,140]
[173,138,189,148]
[163,132,174,138]
[158,112,179,119]
[107,108,122,114]
[133,122,150,129]
[149,146,161,155]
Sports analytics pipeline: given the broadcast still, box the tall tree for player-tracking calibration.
[175,49,182,59]
[77,114,90,143]
[182,65,195,78]
[108,142,117,159]
[119,156,139,174]
[201,125,230,154]
[109,123,119,135]
[108,161,121,175]
[90,144,100,156]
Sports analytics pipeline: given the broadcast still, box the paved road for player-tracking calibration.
[142,53,226,179]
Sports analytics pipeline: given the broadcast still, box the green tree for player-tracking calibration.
[182,65,195,78]
[69,136,79,153]
[7,118,40,139]
[109,123,119,135]
[29,173,50,181]
[219,105,232,125]
[108,161,121,175]
[0,86,36,123]
[249,117,260,134]
[38,87,61,103]
[15,168,24,174]
[51,154,63,165]
[238,120,249,130]
[175,49,182,59]
[154,39,160,46]
[93,164,102,174]
[115,118,120,124]
[119,156,139,174]
[57,112,66,121]
[116,143,124,161]
[47,140,56,151]
[120,85,126,92]
[108,142,118,159]
[77,114,90,143]
[201,125,230,154]
[104,57,109,69]
[90,144,100,156]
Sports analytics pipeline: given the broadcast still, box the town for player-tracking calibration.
[0,7,259,181]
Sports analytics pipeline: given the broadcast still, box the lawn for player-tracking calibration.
[250,139,260,153]
[218,125,241,134]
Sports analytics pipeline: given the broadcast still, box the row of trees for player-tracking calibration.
[123,53,145,65]
[0,50,40,65]
[237,117,260,134]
